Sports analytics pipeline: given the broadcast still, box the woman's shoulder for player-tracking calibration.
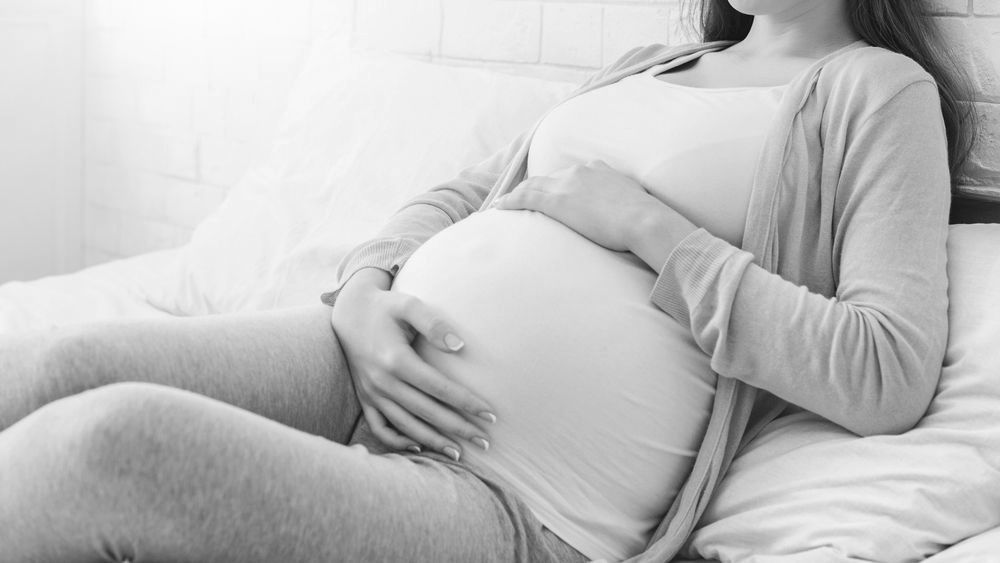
[816,46,937,112]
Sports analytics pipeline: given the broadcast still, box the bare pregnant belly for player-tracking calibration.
[390,208,716,560]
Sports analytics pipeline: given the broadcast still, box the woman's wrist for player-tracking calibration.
[341,268,393,296]
[628,203,698,273]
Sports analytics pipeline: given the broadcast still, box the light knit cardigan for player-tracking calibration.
[321,40,952,562]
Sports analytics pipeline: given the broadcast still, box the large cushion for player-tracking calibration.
[153,37,576,314]
[684,224,1000,562]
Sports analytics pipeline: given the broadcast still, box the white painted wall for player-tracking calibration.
[78,0,700,265]
[0,0,82,282]
[16,0,999,269]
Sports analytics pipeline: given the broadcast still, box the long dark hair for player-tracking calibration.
[686,0,977,188]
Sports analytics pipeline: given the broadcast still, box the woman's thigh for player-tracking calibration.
[0,383,586,563]
[0,305,361,442]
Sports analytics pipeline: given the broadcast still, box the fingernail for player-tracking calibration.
[478,411,497,424]
[406,445,422,454]
[444,333,464,352]
[442,446,461,462]
[472,437,490,451]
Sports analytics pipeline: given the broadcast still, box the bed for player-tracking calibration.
[2,38,999,562]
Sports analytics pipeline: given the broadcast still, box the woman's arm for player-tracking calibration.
[638,80,951,437]
[320,130,530,305]
[320,45,658,305]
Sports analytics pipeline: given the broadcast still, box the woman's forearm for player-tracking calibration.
[641,81,951,437]
[322,131,536,309]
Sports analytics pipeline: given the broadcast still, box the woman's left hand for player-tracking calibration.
[493,160,660,253]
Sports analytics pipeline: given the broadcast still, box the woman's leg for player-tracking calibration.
[0,382,587,563]
[0,305,361,442]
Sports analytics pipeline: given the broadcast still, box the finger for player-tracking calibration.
[361,400,422,452]
[391,294,466,354]
[495,177,551,208]
[388,379,492,448]
[387,345,498,424]
[500,176,547,200]
[496,185,554,213]
[376,397,465,462]
[512,176,546,192]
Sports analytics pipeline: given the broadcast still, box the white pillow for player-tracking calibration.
[683,224,1000,562]
[154,37,576,314]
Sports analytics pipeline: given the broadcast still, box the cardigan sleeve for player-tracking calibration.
[318,130,528,306]
[319,45,653,307]
[649,80,952,436]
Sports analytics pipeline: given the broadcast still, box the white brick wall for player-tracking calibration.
[0,0,83,282]
[82,0,1000,264]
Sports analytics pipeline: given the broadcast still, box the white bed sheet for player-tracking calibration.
[0,249,179,335]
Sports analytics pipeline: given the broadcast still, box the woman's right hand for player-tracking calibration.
[330,268,496,461]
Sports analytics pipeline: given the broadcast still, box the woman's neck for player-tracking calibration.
[727,0,861,61]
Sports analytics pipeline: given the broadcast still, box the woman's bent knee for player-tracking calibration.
[0,383,212,561]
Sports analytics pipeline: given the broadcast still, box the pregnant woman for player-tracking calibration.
[0,0,974,561]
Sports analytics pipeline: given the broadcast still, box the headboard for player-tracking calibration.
[952,188,1000,224]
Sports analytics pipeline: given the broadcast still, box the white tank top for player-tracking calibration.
[390,65,785,561]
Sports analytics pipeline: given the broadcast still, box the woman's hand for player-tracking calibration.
[330,269,496,461]
[494,160,699,269]
[494,160,660,252]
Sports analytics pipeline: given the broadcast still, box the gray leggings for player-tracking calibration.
[0,305,590,563]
